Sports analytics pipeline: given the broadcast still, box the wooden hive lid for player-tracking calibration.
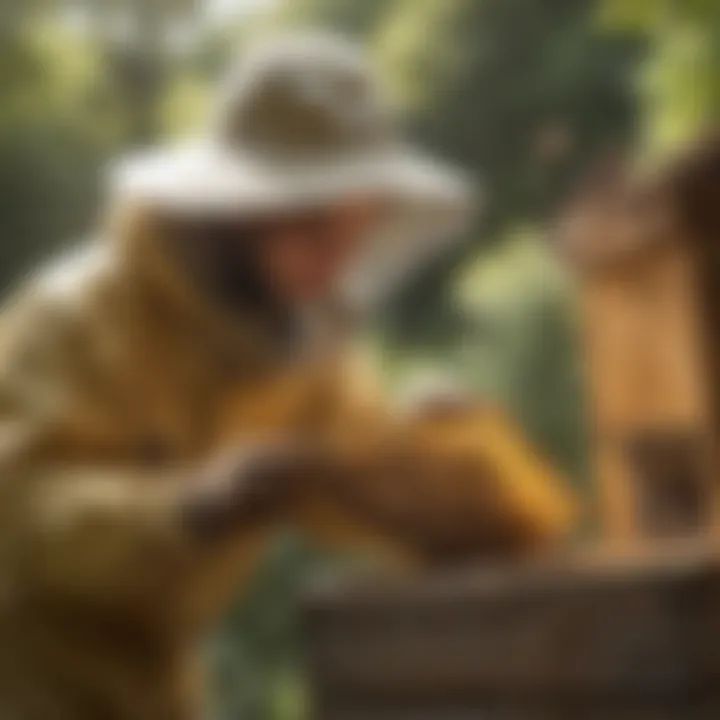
[303,541,720,718]
[556,155,684,276]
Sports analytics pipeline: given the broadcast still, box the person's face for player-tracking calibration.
[256,198,380,305]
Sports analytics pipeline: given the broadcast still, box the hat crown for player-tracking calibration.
[214,34,395,159]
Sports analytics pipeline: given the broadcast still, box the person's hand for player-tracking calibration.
[400,383,482,421]
[181,440,320,541]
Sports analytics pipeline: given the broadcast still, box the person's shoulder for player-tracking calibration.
[5,238,115,312]
[0,240,119,372]
[0,241,135,459]
[30,240,114,306]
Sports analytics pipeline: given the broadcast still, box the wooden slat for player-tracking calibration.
[579,244,714,539]
[304,545,720,719]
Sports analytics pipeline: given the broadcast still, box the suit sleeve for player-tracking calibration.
[288,355,578,562]
[1,455,299,621]
[3,464,196,602]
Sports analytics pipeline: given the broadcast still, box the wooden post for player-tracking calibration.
[561,142,720,543]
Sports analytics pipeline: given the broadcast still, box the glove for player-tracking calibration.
[181,440,320,541]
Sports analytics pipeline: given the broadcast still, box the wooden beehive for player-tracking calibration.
[304,544,720,720]
[560,141,720,541]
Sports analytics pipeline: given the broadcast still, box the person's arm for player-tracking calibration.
[276,355,578,563]
[2,445,307,616]
[289,408,578,563]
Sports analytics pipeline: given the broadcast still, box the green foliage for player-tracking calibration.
[0,0,210,292]
[373,0,642,348]
[601,0,720,152]
[454,231,589,487]
[208,535,355,720]
[376,0,640,226]
[0,23,109,289]
[209,537,313,720]
[269,0,390,38]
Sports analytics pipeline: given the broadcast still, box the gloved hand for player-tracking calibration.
[398,376,482,420]
[182,440,322,541]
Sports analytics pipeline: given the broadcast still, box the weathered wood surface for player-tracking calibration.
[559,141,720,541]
[579,242,714,540]
[303,543,720,719]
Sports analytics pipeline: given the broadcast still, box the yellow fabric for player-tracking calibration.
[0,208,576,718]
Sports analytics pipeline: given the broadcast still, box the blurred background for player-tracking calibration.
[1,0,719,717]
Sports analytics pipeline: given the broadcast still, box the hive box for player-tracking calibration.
[559,144,720,541]
[304,544,720,720]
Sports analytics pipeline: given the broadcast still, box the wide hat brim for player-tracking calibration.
[111,140,476,303]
